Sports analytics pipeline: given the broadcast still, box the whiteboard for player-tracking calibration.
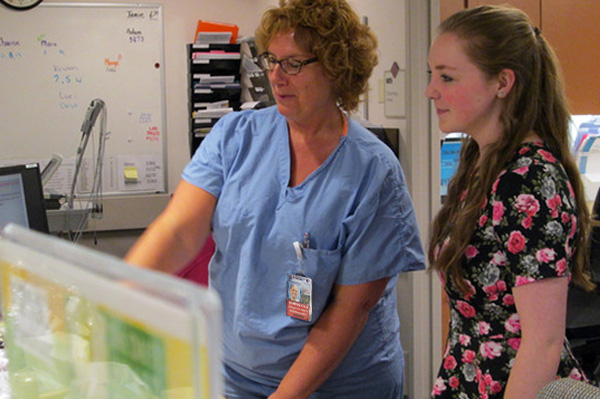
[0,3,167,196]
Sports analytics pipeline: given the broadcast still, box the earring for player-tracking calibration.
[498,92,505,98]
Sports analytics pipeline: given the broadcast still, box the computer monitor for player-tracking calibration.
[0,163,49,234]
[440,137,463,197]
[367,127,400,156]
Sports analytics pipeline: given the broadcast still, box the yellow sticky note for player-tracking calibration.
[124,165,138,181]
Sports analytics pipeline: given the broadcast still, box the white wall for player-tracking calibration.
[40,0,438,397]
[42,0,413,194]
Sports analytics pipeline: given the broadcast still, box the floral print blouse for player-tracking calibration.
[432,142,585,399]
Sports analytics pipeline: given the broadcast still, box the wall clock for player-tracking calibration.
[0,0,44,10]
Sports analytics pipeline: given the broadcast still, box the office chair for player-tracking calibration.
[536,378,600,399]
[566,187,600,386]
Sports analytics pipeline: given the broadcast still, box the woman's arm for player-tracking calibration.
[125,180,216,273]
[268,277,390,399]
[504,276,569,399]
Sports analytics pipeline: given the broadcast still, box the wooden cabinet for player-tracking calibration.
[438,0,599,114]
[542,0,600,114]
[468,0,540,27]
[439,0,465,23]
[440,0,539,30]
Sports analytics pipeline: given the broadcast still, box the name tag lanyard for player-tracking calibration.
[287,236,313,321]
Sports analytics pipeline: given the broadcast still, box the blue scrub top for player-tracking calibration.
[183,106,425,389]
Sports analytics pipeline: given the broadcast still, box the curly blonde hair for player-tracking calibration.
[255,0,378,113]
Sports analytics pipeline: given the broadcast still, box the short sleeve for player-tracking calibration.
[182,112,242,198]
[337,159,426,285]
[490,152,577,287]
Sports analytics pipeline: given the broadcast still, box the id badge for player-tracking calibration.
[286,273,312,322]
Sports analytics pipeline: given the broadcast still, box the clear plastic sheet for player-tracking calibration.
[0,224,223,399]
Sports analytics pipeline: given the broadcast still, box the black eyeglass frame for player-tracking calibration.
[257,52,318,75]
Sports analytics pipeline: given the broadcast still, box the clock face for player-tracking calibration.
[0,0,44,10]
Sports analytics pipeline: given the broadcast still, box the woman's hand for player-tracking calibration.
[268,277,391,399]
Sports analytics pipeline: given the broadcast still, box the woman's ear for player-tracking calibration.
[496,68,515,99]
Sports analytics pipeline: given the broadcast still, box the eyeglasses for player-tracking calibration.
[256,52,318,75]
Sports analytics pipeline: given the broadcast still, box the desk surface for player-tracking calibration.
[46,208,90,233]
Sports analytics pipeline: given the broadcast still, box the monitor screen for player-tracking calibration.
[440,138,463,197]
[0,164,49,234]
[367,127,400,156]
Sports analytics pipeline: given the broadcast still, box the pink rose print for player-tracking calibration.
[478,379,486,396]
[513,166,528,175]
[514,194,540,216]
[478,372,494,398]
[538,149,556,162]
[508,337,521,350]
[432,377,447,396]
[518,147,529,155]
[504,314,521,333]
[457,300,476,318]
[478,321,491,335]
[459,334,471,346]
[536,248,556,263]
[492,201,505,226]
[516,275,535,286]
[569,368,583,381]
[492,177,501,193]
[546,194,562,218]
[561,212,570,223]
[491,251,507,266]
[507,230,526,254]
[566,242,573,257]
[484,281,508,301]
[479,214,488,227]
[483,284,499,301]
[449,376,460,389]
[496,280,507,291]
[556,258,567,276]
[480,341,503,359]
[443,355,457,370]
[465,245,478,259]
[502,294,514,306]
[462,349,476,363]
[570,215,577,238]
[521,216,533,229]
[490,380,503,394]
[483,373,493,386]
[568,181,575,198]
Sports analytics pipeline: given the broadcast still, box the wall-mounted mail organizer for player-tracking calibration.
[188,43,242,156]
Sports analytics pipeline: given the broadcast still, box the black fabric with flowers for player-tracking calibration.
[432,142,585,399]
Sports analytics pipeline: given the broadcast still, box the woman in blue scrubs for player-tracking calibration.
[126,0,425,398]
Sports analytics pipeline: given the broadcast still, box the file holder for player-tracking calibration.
[189,43,241,54]
[191,88,242,107]
[189,59,242,76]
[0,223,223,399]
[187,42,243,157]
